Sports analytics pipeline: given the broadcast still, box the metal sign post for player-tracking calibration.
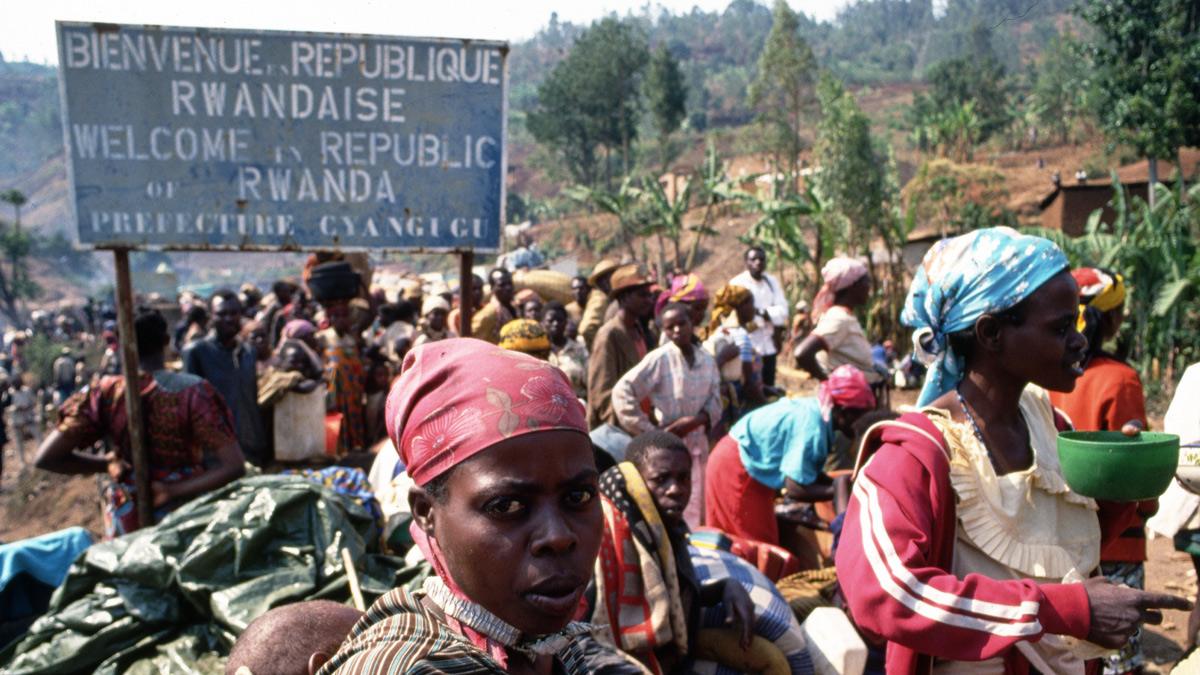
[458,251,475,337]
[112,249,153,527]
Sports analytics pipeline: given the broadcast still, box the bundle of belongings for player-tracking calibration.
[0,475,416,674]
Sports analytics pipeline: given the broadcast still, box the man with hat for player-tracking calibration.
[587,263,656,429]
[470,268,517,344]
[579,259,619,351]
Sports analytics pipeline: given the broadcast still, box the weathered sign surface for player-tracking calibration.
[56,22,507,251]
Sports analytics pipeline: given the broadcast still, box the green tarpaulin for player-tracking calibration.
[2,475,423,674]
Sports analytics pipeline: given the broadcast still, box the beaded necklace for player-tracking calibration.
[955,389,988,446]
[422,576,594,661]
[955,388,1030,475]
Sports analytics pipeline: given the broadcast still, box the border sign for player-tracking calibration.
[56,22,507,252]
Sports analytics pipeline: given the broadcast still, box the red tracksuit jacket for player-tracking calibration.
[836,411,1137,674]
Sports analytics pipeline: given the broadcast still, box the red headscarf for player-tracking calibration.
[385,338,587,485]
[818,364,876,418]
[384,338,588,664]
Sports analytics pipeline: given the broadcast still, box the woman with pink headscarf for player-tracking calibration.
[319,338,639,675]
[794,256,882,385]
[704,365,876,547]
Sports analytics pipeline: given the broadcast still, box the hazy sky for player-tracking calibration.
[3,0,851,65]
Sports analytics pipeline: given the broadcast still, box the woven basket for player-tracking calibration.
[776,567,838,623]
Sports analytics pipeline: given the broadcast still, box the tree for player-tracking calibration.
[0,188,37,326]
[641,173,692,276]
[814,74,889,256]
[527,17,650,187]
[644,44,688,172]
[1031,35,1090,144]
[564,177,645,261]
[0,189,26,232]
[747,0,817,191]
[921,52,1008,142]
[1076,0,1200,207]
[1031,178,1200,394]
[685,141,741,269]
[739,186,819,301]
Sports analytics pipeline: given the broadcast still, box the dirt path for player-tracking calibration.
[1144,535,1197,672]
[0,440,102,542]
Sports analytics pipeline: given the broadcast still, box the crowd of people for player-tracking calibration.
[5,228,1199,674]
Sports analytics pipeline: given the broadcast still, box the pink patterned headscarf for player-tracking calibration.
[281,319,317,340]
[385,338,586,485]
[818,364,876,418]
[654,273,709,316]
[384,338,589,664]
[812,257,869,321]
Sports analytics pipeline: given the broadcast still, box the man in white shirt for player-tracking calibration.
[729,246,788,387]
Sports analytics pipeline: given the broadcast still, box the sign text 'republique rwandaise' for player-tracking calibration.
[56,22,507,251]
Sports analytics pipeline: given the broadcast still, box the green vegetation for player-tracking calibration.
[747,0,817,186]
[644,44,688,172]
[0,59,59,179]
[1030,179,1200,400]
[1075,0,1200,205]
[0,188,40,325]
[526,17,650,187]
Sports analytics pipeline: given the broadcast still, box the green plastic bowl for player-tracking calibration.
[1057,431,1179,501]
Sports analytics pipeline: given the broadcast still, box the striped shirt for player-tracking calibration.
[318,587,609,674]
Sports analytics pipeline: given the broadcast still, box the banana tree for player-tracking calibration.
[565,177,645,262]
[684,142,741,270]
[641,173,693,275]
[737,182,821,303]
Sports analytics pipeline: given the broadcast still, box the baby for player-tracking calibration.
[226,600,363,675]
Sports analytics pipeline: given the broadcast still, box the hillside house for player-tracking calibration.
[1038,149,1199,235]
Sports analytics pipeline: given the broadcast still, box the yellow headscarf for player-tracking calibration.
[498,318,551,356]
[1071,267,1126,331]
[706,284,754,338]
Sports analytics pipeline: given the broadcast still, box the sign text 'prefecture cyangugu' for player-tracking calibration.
[56,22,507,251]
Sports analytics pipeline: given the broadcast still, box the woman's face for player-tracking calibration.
[661,308,693,350]
[635,447,692,527]
[993,271,1088,393]
[844,275,871,307]
[423,430,601,635]
[323,300,353,335]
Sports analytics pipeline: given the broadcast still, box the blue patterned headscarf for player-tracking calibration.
[902,227,1069,405]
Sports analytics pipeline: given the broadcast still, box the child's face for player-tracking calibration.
[281,345,309,373]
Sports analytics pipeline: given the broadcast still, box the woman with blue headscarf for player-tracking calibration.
[834,228,1188,674]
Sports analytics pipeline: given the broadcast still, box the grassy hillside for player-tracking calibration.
[0,59,59,180]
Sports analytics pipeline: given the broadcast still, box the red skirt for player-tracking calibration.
[705,435,779,546]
